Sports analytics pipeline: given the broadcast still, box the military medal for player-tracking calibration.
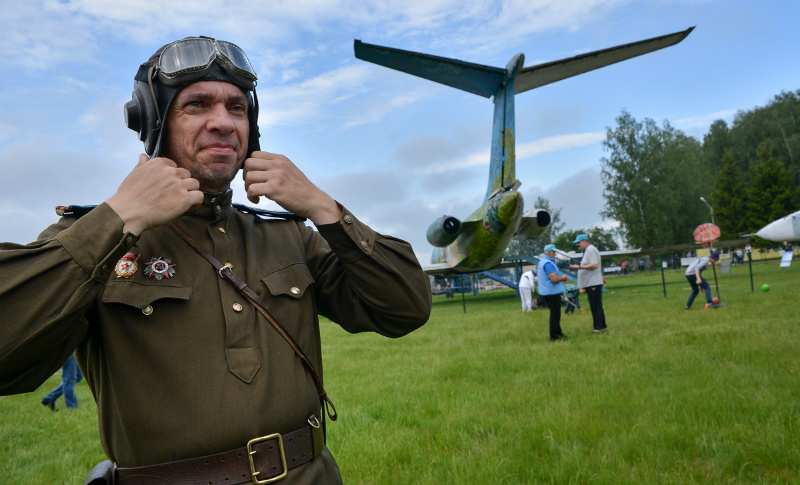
[115,252,140,278]
[144,257,176,280]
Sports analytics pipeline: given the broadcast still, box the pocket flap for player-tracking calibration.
[101,280,192,308]
[260,263,314,299]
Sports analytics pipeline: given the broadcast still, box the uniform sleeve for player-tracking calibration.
[303,205,431,337]
[0,203,138,395]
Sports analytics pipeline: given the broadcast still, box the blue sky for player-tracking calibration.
[1,0,798,262]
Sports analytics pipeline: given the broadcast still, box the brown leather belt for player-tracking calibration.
[115,418,323,485]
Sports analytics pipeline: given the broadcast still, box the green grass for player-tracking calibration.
[2,260,799,483]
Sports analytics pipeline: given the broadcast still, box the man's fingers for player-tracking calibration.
[247,194,260,204]
[137,153,149,166]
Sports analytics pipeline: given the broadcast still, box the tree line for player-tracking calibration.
[510,88,800,254]
[601,89,800,248]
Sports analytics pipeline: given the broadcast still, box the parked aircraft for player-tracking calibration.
[354,27,693,276]
[755,209,800,243]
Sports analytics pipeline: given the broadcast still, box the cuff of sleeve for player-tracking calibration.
[315,204,376,263]
[55,203,140,280]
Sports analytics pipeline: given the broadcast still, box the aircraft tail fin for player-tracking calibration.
[515,27,694,94]
[354,40,505,99]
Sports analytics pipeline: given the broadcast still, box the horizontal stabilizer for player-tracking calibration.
[515,27,694,94]
[354,40,505,98]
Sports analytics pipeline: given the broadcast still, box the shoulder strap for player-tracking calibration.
[166,222,337,424]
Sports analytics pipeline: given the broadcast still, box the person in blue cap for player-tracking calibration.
[537,244,569,341]
[569,234,607,334]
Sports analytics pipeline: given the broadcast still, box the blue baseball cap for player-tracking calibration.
[573,234,589,244]
[543,244,558,252]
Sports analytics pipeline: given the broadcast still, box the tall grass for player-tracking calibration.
[2,260,798,483]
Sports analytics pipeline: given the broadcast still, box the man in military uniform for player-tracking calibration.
[0,37,431,484]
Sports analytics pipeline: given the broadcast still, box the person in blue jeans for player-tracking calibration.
[40,354,83,411]
[684,251,719,309]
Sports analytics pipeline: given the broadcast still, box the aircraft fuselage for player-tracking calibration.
[431,190,523,271]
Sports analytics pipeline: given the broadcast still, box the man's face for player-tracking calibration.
[163,81,250,193]
[577,240,589,251]
[545,250,556,258]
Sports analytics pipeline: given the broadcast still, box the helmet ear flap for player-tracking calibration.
[124,80,160,157]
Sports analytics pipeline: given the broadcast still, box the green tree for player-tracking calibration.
[710,150,748,239]
[600,110,708,248]
[744,139,799,236]
[554,227,619,252]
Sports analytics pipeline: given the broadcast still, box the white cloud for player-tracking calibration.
[675,109,737,130]
[411,131,605,173]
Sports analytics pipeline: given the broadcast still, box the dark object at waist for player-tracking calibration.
[112,417,323,485]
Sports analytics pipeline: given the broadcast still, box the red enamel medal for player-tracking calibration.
[144,257,176,280]
[115,252,140,278]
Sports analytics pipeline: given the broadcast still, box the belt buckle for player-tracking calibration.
[247,433,287,484]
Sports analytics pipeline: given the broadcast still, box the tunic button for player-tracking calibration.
[125,236,135,247]
[142,305,153,315]
[233,303,243,312]
[217,227,226,234]
[101,264,110,273]
[361,240,369,249]
[291,287,300,295]
[343,215,353,224]
[215,205,221,213]
[210,197,216,203]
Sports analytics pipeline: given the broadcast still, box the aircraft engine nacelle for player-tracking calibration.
[427,216,462,247]
[516,209,551,240]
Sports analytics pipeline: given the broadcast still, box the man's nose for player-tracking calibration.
[206,103,236,133]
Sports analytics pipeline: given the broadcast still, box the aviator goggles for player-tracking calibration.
[154,37,257,89]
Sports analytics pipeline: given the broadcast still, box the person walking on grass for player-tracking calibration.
[537,245,569,342]
[40,354,83,412]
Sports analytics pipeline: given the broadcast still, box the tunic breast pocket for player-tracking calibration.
[260,263,315,300]
[100,280,192,316]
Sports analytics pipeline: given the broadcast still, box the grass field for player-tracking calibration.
[2,259,798,484]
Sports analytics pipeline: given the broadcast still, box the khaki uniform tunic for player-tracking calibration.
[0,191,432,483]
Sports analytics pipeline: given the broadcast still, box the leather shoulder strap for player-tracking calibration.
[166,222,337,422]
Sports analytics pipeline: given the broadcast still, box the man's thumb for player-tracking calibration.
[137,153,150,166]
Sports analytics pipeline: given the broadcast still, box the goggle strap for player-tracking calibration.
[147,66,162,127]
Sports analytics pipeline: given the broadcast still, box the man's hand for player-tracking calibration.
[569,264,579,270]
[243,151,342,226]
[106,154,203,235]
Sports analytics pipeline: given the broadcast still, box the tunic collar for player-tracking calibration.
[189,189,234,219]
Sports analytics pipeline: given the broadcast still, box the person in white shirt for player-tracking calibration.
[518,270,535,311]
[569,234,607,334]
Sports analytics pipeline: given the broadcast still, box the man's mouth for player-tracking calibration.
[201,143,236,156]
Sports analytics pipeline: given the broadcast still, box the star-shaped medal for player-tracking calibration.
[144,257,176,281]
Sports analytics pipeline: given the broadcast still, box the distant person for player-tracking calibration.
[537,245,569,341]
[569,234,607,334]
[40,354,83,412]
[684,251,719,309]
[639,258,646,272]
[621,260,628,275]
[518,269,536,312]
[736,248,744,264]
[562,283,584,315]
[745,244,752,262]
